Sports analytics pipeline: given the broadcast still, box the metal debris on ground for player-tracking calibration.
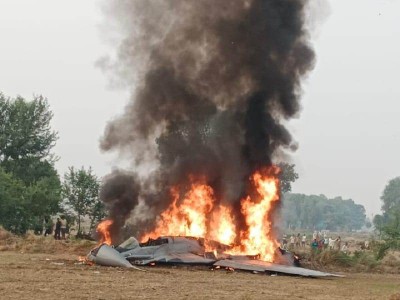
[85,236,343,278]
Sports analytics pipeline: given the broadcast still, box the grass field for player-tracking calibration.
[1,251,399,300]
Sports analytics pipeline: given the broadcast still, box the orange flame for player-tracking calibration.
[79,219,113,265]
[209,206,236,245]
[142,183,214,241]
[97,219,113,245]
[78,255,94,266]
[141,166,280,262]
[231,170,280,261]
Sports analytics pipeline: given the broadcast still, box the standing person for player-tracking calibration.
[282,234,288,250]
[301,234,306,248]
[312,231,317,241]
[324,236,329,249]
[44,217,53,237]
[54,218,61,240]
[336,236,342,251]
[328,237,335,250]
[289,235,295,250]
[364,240,369,250]
[60,216,67,240]
[311,239,318,252]
[295,233,301,248]
[341,242,349,254]
[318,239,324,251]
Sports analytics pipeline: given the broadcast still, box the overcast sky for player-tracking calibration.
[1,0,399,217]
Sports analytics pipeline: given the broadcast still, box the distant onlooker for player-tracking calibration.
[289,235,295,250]
[44,217,53,237]
[54,218,61,240]
[364,240,369,250]
[311,239,318,252]
[312,231,317,240]
[282,235,288,249]
[60,216,67,240]
[336,236,342,251]
[301,234,306,247]
[295,233,301,248]
[318,239,324,251]
[341,242,349,254]
[328,237,335,250]
[324,237,329,249]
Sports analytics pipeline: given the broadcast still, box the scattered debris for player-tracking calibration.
[85,236,342,278]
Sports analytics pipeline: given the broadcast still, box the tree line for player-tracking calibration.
[281,194,367,231]
[0,93,105,235]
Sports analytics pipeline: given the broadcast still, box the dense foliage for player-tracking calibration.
[281,193,367,231]
[0,93,61,234]
[373,177,400,258]
[62,167,105,234]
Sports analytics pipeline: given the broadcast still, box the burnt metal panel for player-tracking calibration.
[214,259,344,277]
[88,244,134,268]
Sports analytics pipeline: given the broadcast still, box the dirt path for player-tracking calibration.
[0,252,399,300]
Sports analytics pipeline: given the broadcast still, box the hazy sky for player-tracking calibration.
[1,0,399,217]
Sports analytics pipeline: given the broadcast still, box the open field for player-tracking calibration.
[0,251,399,300]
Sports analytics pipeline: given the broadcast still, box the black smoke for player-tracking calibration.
[99,170,140,242]
[99,0,315,239]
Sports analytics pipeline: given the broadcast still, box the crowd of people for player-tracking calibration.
[281,231,355,254]
[43,216,69,240]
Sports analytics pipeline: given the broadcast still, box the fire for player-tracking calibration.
[97,219,113,245]
[142,184,214,240]
[76,219,113,265]
[141,166,280,262]
[234,170,280,261]
[209,206,236,245]
[78,255,94,266]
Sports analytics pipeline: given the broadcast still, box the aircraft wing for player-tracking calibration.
[214,259,344,278]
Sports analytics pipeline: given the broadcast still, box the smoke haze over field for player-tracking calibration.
[98,0,315,239]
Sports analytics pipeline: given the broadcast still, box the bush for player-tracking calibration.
[308,249,379,270]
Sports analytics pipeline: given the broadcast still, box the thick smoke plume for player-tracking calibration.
[99,0,315,240]
[99,170,140,241]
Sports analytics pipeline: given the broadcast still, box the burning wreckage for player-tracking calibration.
[86,167,342,277]
[86,235,341,278]
[90,0,341,279]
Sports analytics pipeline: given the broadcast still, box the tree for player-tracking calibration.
[282,193,367,231]
[62,167,101,234]
[0,167,29,234]
[372,177,400,258]
[374,210,400,259]
[88,198,107,233]
[373,214,384,234]
[0,93,61,234]
[374,176,400,232]
[0,93,57,163]
[278,163,299,193]
[381,177,400,215]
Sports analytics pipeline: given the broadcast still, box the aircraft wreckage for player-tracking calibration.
[86,236,342,278]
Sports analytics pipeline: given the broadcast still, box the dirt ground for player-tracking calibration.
[0,252,399,300]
